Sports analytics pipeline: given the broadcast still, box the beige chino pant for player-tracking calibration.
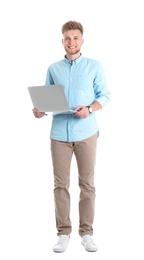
[51,134,97,237]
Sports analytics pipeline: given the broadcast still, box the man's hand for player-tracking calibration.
[73,105,89,118]
[32,108,45,118]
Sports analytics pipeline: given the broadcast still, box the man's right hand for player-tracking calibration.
[32,108,45,118]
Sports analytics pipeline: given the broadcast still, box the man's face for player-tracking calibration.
[62,29,84,55]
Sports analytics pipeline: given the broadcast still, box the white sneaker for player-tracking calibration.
[81,235,98,252]
[53,235,70,253]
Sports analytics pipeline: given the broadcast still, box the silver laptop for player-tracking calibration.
[27,85,76,115]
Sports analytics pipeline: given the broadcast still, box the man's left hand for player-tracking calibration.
[73,106,89,118]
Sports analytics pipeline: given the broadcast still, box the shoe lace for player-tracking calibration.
[58,235,68,244]
[84,235,95,245]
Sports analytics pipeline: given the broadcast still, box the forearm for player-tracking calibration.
[91,100,102,112]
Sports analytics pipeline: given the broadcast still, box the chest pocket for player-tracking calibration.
[76,75,91,89]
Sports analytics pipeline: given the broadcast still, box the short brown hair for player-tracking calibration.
[62,21,83,35]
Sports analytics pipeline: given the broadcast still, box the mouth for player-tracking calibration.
[68,46,76,49]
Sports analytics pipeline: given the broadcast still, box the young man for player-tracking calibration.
[32,20,110,252]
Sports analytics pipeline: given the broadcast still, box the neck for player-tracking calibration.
[65,52,81,61]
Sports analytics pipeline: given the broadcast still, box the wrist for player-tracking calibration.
[86,105,92,114]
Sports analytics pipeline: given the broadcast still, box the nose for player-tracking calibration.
[68,38,74,44]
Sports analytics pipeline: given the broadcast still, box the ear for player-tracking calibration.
[62,39,64,44]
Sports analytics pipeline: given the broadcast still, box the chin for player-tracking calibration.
[67,49,80,55]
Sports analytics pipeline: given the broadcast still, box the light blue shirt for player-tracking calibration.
[45,55,110,142]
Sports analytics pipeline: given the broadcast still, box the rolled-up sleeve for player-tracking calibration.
[94,62,110,108]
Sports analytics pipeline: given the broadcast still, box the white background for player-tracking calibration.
[0,0,144,259]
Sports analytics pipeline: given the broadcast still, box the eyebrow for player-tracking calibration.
[64,36,81,39]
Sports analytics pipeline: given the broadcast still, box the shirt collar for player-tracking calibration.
[63,54,83,65]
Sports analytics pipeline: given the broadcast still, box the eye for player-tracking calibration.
[74,37,79,40]
[64,37,70,40]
